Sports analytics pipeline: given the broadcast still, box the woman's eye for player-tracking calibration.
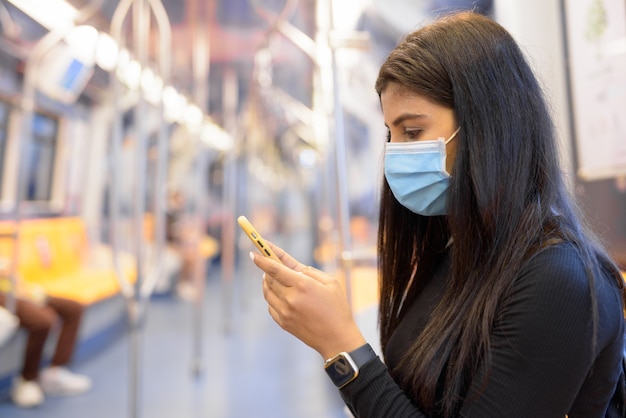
[405,129,422,140]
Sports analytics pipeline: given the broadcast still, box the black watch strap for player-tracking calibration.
[348,343,377,368]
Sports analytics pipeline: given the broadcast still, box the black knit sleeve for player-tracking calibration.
[338,244,624,417]
[460,244,624,417]
[340,357,427,418]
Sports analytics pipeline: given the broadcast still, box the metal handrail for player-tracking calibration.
[324,0,354,307]
[110,0,172,417]
[110,0,135,301]
[139,0,171,301]
[186,0,208,375]
[220,0,307,332]
[245,0,369,309]
[0,0,19,39]
[249,0,299,27]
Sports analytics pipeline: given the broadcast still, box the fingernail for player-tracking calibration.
[249,251,254,260]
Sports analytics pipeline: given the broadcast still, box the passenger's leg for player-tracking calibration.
[39,296,92,396]
[0,294,53,407]
[45,296,83,367]
[12,297,55,381]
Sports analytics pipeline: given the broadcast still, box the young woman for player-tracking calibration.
[249,11,626,417]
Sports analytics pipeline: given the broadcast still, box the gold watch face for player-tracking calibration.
[324,353,358,388]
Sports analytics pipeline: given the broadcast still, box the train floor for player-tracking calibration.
[0,259,379,418]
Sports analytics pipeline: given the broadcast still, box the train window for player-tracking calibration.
[25,112,58,201]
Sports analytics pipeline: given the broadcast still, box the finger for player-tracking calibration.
[262,273,287,313]
[263,272,279,293]
[298,265,331,284]
[251,252,302,288]
[251,251,283,276]
[264,241,306,271]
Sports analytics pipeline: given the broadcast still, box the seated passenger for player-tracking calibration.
[0,278,91,408]
[166,190,201,300]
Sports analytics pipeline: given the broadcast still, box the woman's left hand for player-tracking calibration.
[250,242,366,360]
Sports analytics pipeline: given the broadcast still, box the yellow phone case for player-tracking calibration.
[237,216,282,263]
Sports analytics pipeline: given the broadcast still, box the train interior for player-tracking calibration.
[0,0,625,417]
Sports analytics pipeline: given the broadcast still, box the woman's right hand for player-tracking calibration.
[250,242,366,360]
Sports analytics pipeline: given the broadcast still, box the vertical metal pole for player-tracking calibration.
[9,66,37,315]
[188,0,209,376]
[317,0,353,307]
[10,27,74,315]
[111,0,172,416]
[191,153,206,375]
[140,0,172,299]
[109,0,139,411]
[109,0,134,300]
[329,1,354,308]
[128,1,149,417]
[221,66,239,334]
[133,0,148,304]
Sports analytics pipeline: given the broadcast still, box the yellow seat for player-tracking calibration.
[0,217,137,305]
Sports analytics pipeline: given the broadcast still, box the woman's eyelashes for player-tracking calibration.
[385,127,425,143]
[404,129,422,141]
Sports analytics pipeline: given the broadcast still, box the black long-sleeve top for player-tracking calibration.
[341,243,625,417]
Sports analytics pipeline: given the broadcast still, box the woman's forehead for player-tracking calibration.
[381,84,448,116]
[381,82,421,99]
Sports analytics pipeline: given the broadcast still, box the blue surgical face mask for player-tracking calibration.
[384,127,460,216]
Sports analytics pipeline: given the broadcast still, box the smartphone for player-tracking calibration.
[237,216,282,263]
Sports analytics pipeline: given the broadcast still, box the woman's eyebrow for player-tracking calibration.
[391,113,428,127]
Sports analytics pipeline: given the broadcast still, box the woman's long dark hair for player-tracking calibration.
[376,12,626,417]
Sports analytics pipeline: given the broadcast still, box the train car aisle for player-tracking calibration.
[0,261,369,418]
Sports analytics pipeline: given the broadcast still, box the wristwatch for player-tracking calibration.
[324,343,377,388]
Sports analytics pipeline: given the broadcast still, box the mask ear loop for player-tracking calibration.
[440,126,461,177]
[445,126,461,144]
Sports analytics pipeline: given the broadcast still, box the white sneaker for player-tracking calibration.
[11,377,44,408]
[39,366,92,396]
